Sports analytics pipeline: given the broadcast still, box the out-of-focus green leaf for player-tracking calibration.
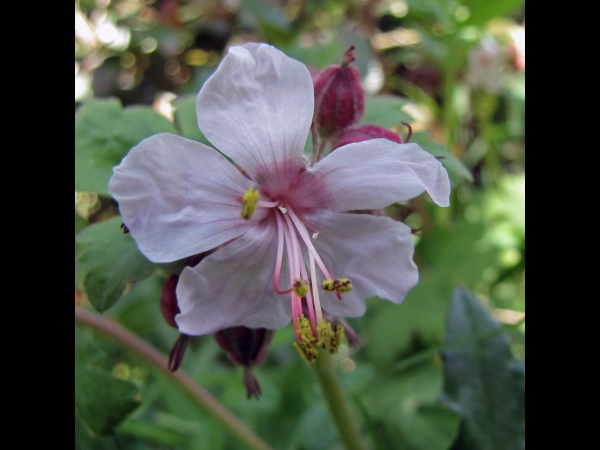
[365,276,453,368]
[75,211,88,235]
[362,363,460,450]
[442,288,525,450]
[362,95,413,128]
[173,95,212,146]
[240,0,292,42]
[75,98,178,196]
[75,329,140,437]
[396,403,461,450]
[462,0,524,26]
[421,142,474,184]
[76,217,155,312]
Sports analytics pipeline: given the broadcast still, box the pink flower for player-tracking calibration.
[109,43,450,358]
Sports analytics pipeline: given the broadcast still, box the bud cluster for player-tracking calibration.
[312,46,410,160]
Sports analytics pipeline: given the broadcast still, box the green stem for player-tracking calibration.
[75,307,273,450]
[312,352,367,450]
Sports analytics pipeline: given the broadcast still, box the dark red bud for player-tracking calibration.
[168,333,190,372]
[313,46,365,137]
[215,326,274,399]
[215,326,274,367]
[332,124,402,150]
[160,274,180,329]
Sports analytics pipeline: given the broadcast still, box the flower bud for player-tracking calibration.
[331,124,402,150]
[214,326,274,399]
[160,274,180,329]
[313,46,365,137]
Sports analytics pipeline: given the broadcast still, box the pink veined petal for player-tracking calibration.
[175,216,292,336]
[196,43,314,186]
[302,210,419,318]
[300,140,451,212]
[109,133,265,263]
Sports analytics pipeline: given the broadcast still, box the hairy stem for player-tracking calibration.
[75,307,273,450]
[313,352,367,450]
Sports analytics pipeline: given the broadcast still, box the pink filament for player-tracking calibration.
[273,212,292,295]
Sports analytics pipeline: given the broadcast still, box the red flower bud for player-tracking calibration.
[331,124,402,150]
[160,274,180,329]
[214,326,274,399]
[313,46,365,137]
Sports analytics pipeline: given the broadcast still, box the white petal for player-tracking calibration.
[109,133,265,263]
[175,216,291,335]
[306,140,451,211]
[304,210,418,317]
[197,43,314,182]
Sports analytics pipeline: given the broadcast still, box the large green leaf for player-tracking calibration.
[75,98,178,196]
[442,288,525,450]
[76,217,155,312]
[362,364,460,450]
[75,329,140,437]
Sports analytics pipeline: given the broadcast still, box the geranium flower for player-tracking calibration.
[109,43,450,360]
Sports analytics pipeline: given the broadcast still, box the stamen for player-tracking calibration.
[309,252,324,325]
[293,315,318,362]
[282,213,305,333]
[282,210,316,328]
[257,199,279,208]
[312,232,318,239]
[241,188,260,219]
[322,278,353,299]
[316,319,345,354]
[273,213,292,295]
[285,204,333,280]
[293,316,345,361]
[278,206,288,213]
[293,279,309,297]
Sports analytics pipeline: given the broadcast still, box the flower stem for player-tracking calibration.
[312,352,367,450]
[75,307,273,450]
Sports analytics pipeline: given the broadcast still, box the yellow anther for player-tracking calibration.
[322,279,336,291]
[321,278,353,293]
[334,278,353,293]
[293,279,309,297]
[316,319,345,354]
[293,315,318,362]
[241,188,260,219]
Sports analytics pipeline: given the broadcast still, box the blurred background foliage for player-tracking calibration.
[75,0,524,449]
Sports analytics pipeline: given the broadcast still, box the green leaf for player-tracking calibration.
[75,329,140,436]
[420,142,474,184]
[76,217,155,312]
[75,99,178,196]
[442,288,525,450]
[396,403,461,450]
[362,95,413,129]
[361,364,460,450]
[173,95,213,146]
[462,0,524,26]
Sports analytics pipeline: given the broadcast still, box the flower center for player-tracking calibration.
[239,187,351,361]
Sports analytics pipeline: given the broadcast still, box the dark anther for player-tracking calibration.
[120,222,130,234]
[410,227,421,236]
[435,156,446,160]
[400,122,413,143]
